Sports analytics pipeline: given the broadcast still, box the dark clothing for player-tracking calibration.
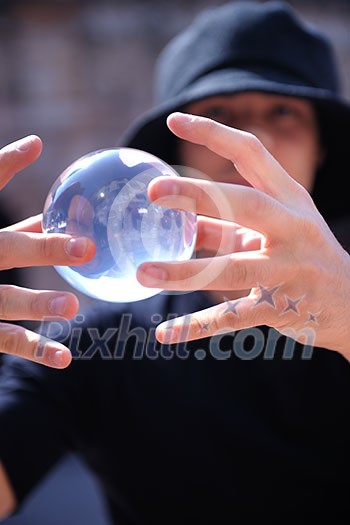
[1,291,350,523]
[1,3,350,522]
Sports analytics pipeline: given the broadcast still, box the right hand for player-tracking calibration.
[0,135,95,368]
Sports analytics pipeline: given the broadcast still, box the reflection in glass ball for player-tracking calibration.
[42,148,197,302]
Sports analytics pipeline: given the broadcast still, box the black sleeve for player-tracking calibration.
[0,355,80,506]
[329,214,350,254]
[0,297,164,508]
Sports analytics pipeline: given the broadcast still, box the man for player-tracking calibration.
[1,2,350,523]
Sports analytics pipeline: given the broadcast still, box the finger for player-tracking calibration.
[0,231,96,270]
[154,292,291,345]
[0,322,72,368]
[2,213,43,233]
[137,251,285,292]
[196,216,262,254]
[167,112,309,205]
[148,175,291,238]
[154,296,260,344]
[0,136,43,191]
[0,285,79,320]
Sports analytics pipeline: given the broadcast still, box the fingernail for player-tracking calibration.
[140,265,168,282]
[51,350,65,368]
[168,112,196,125]
[49,296,68,316]
[65,237,89,258]
[157,179,181,195]
[15,135,35,152]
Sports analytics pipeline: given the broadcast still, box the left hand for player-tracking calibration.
[137,112,350,359]
[0,136,95,367]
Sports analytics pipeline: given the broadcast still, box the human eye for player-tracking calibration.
[270,103,300,121]
[198,104,233,125]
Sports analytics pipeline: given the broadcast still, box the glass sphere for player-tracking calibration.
[42,148,197,302]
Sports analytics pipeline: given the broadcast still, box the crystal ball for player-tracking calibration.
[42,148,197,302]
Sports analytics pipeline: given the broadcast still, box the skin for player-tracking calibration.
[137,94,350,360]
[0,135,95,369]
[174,93,322,300]
[0,136,97,518]
[177,93,321,189]
[0,93,349,517]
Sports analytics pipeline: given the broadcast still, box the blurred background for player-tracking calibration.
[0,0,349,523]
[1,0,350,299]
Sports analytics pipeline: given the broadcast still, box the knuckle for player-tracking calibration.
[210,315,226,336]
[204,117,218,136]
[177,260,203,287]
[236,131,263,162]
[29,292,45,317]
[0,324,25,358]
[226,256,249,288]
[0,232,14,270]
[191,315,209,337]
[244,132,264,155]
[0,149,13,176]
[244,189,270,220]
[0,285,17,319]
[40,235,55,259]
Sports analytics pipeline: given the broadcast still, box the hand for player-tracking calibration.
[0,136,95,368]
[137,112,350,360]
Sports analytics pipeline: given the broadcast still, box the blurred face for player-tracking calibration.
[178,92,323,191]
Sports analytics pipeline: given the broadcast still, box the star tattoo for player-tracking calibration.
[220,296,241,318]
[254,284,280,308]
[307,312,318,324]
[198,320,211,333]
[283,295,303,315]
